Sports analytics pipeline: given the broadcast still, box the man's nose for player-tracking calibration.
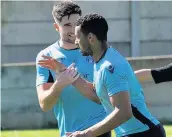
[71,25,75,33]
[70,33,76,38]
[75,40,78,45]
[75,40,79,47]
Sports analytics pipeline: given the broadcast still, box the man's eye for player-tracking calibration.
[65,24,71,26]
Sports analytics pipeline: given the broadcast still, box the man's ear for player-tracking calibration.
[54,23,59,32]
[88,33,94,44]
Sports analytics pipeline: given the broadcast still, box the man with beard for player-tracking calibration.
[38,13,166,137]
[36,2,110,137]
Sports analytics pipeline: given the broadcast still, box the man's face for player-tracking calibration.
[55,14,80,44]
[75,26,92,56]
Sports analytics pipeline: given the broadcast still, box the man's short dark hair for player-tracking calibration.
[52,1,82,22]
[76,13,108,41]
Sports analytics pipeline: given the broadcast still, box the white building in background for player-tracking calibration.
[1,1,172,63]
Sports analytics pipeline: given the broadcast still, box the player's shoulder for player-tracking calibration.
[37,42,58,56]
[36,42,59,61]
[101,48,128,74]
[106,47,124,61]
[99,60,115,75]
[101,48,117,66]
[106,47,117,56]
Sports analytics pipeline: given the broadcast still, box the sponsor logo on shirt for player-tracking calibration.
[82,73,89,79]
[86,56,94,64]
[107,65,114,73]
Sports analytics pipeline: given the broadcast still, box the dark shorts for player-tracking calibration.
[122,124,166,137]
[97,131,111,137]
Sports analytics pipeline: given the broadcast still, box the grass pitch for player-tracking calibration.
[1,125,172,137]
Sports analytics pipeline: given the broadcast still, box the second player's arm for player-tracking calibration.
[135,69,153,82]
[72,77,100,104]
[135,63,172,83]
[85,91,132,137]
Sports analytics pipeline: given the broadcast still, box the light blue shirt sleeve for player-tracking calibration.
[36,52,51,86]
[103,67,129,96]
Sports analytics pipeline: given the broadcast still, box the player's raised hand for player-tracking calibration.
[38,55,66,73]
[56,63,80,86]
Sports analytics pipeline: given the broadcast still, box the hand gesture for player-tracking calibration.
[56,63,79,86]
[38,55,66,73]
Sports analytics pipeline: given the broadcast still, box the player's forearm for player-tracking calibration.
[135,69,153,82]
[86,107,132,136]
[72,77,100,104]
[39,81,64,112]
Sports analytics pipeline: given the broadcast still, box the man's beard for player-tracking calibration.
[62,37,75,44]
[80,48,93,56]
[81,51,90,56]
[62,34,75,44]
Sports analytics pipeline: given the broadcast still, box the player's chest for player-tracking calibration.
[93,71,113,113]
[93,66,103,88]
[76,56,94,80]
[93,70,103,98]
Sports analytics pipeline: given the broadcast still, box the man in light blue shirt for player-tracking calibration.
[39,13,166,137]
[67,13,166,137]
[36,2,110,137]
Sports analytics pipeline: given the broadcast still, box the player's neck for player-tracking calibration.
[59,39,78,50]
[92,41,108,62]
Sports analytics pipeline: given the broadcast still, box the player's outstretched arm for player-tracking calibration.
[150,63,172,84]
[72,77,100,104]
[135,63,172,83]
[134,69,153,82]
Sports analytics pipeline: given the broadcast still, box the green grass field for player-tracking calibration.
[1,125,172,137]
